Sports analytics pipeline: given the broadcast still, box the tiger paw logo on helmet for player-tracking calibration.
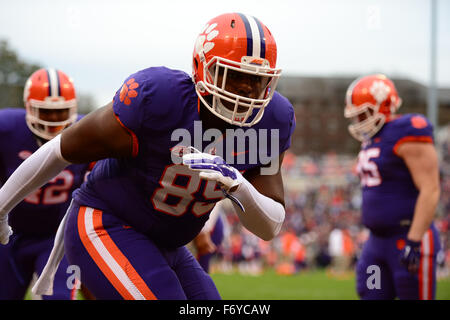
[194,23,219,58]
[370,80,391,104]
[120,78,139,106]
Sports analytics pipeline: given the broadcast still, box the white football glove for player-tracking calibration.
[0,215,13,245]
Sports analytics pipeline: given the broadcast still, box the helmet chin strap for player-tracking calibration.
[214,97,247,123]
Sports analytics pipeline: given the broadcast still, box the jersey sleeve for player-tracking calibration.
[0,110,10,184]
[0,109,17,152]
[0,110,8,148]
[112,72,149,133]
[392,114,434,155]
[112,70,152,157]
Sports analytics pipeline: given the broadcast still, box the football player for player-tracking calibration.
[345,74,441,300]
[0,68,92,299]
[0,13,295,300]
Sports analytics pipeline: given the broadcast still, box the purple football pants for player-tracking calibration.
[356,224,440,300]
[64,202,221,300]
[0,233,76,300]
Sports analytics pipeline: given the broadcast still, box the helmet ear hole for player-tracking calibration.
[192,57,200,83]
[193,58,199,71]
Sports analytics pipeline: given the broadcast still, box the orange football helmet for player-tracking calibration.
[23,68,77,140]
[192,13,281,127]
[344,74,402,141]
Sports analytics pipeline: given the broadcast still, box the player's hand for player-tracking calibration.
[400,239,421,274]
[182,151,246,211]
[193,231,216,256]
[0,216,13,245]
[182,152,243,192]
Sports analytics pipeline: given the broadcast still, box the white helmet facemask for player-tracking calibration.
[26,97,77,141]
[344,103,386,142]
[196,56,281,127]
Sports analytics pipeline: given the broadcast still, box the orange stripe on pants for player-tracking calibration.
[419,230,434,300]
[427,230,434,300]
[91,208,156,300]
[77,206,156,300]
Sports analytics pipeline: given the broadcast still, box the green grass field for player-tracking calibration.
[24,269,450,300]
[210,269,450,300]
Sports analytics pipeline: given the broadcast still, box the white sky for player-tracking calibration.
[0,0,449,106]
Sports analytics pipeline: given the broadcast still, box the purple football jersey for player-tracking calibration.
[356,114,434,234]
[0,108,91,236]
[73,66,295,248]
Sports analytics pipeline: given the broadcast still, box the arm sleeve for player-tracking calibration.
[0,135,71,217]
[229,176,285,241]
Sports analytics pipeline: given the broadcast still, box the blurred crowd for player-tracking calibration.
[210,125,450,279]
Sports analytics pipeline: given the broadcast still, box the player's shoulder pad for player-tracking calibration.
[266,91,296,136]
[270,92,295,122]
[113,67,193,129]
[112,68,153,110]
[253,91,296,155]
[115,67,192,112]
[0,108,26,134]
[389,113,434,141]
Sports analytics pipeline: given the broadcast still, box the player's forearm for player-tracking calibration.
[230,178,285,241]
[407,185,440,242]
[0,135,71,217]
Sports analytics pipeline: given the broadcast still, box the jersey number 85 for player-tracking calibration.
[151,165,224,217]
